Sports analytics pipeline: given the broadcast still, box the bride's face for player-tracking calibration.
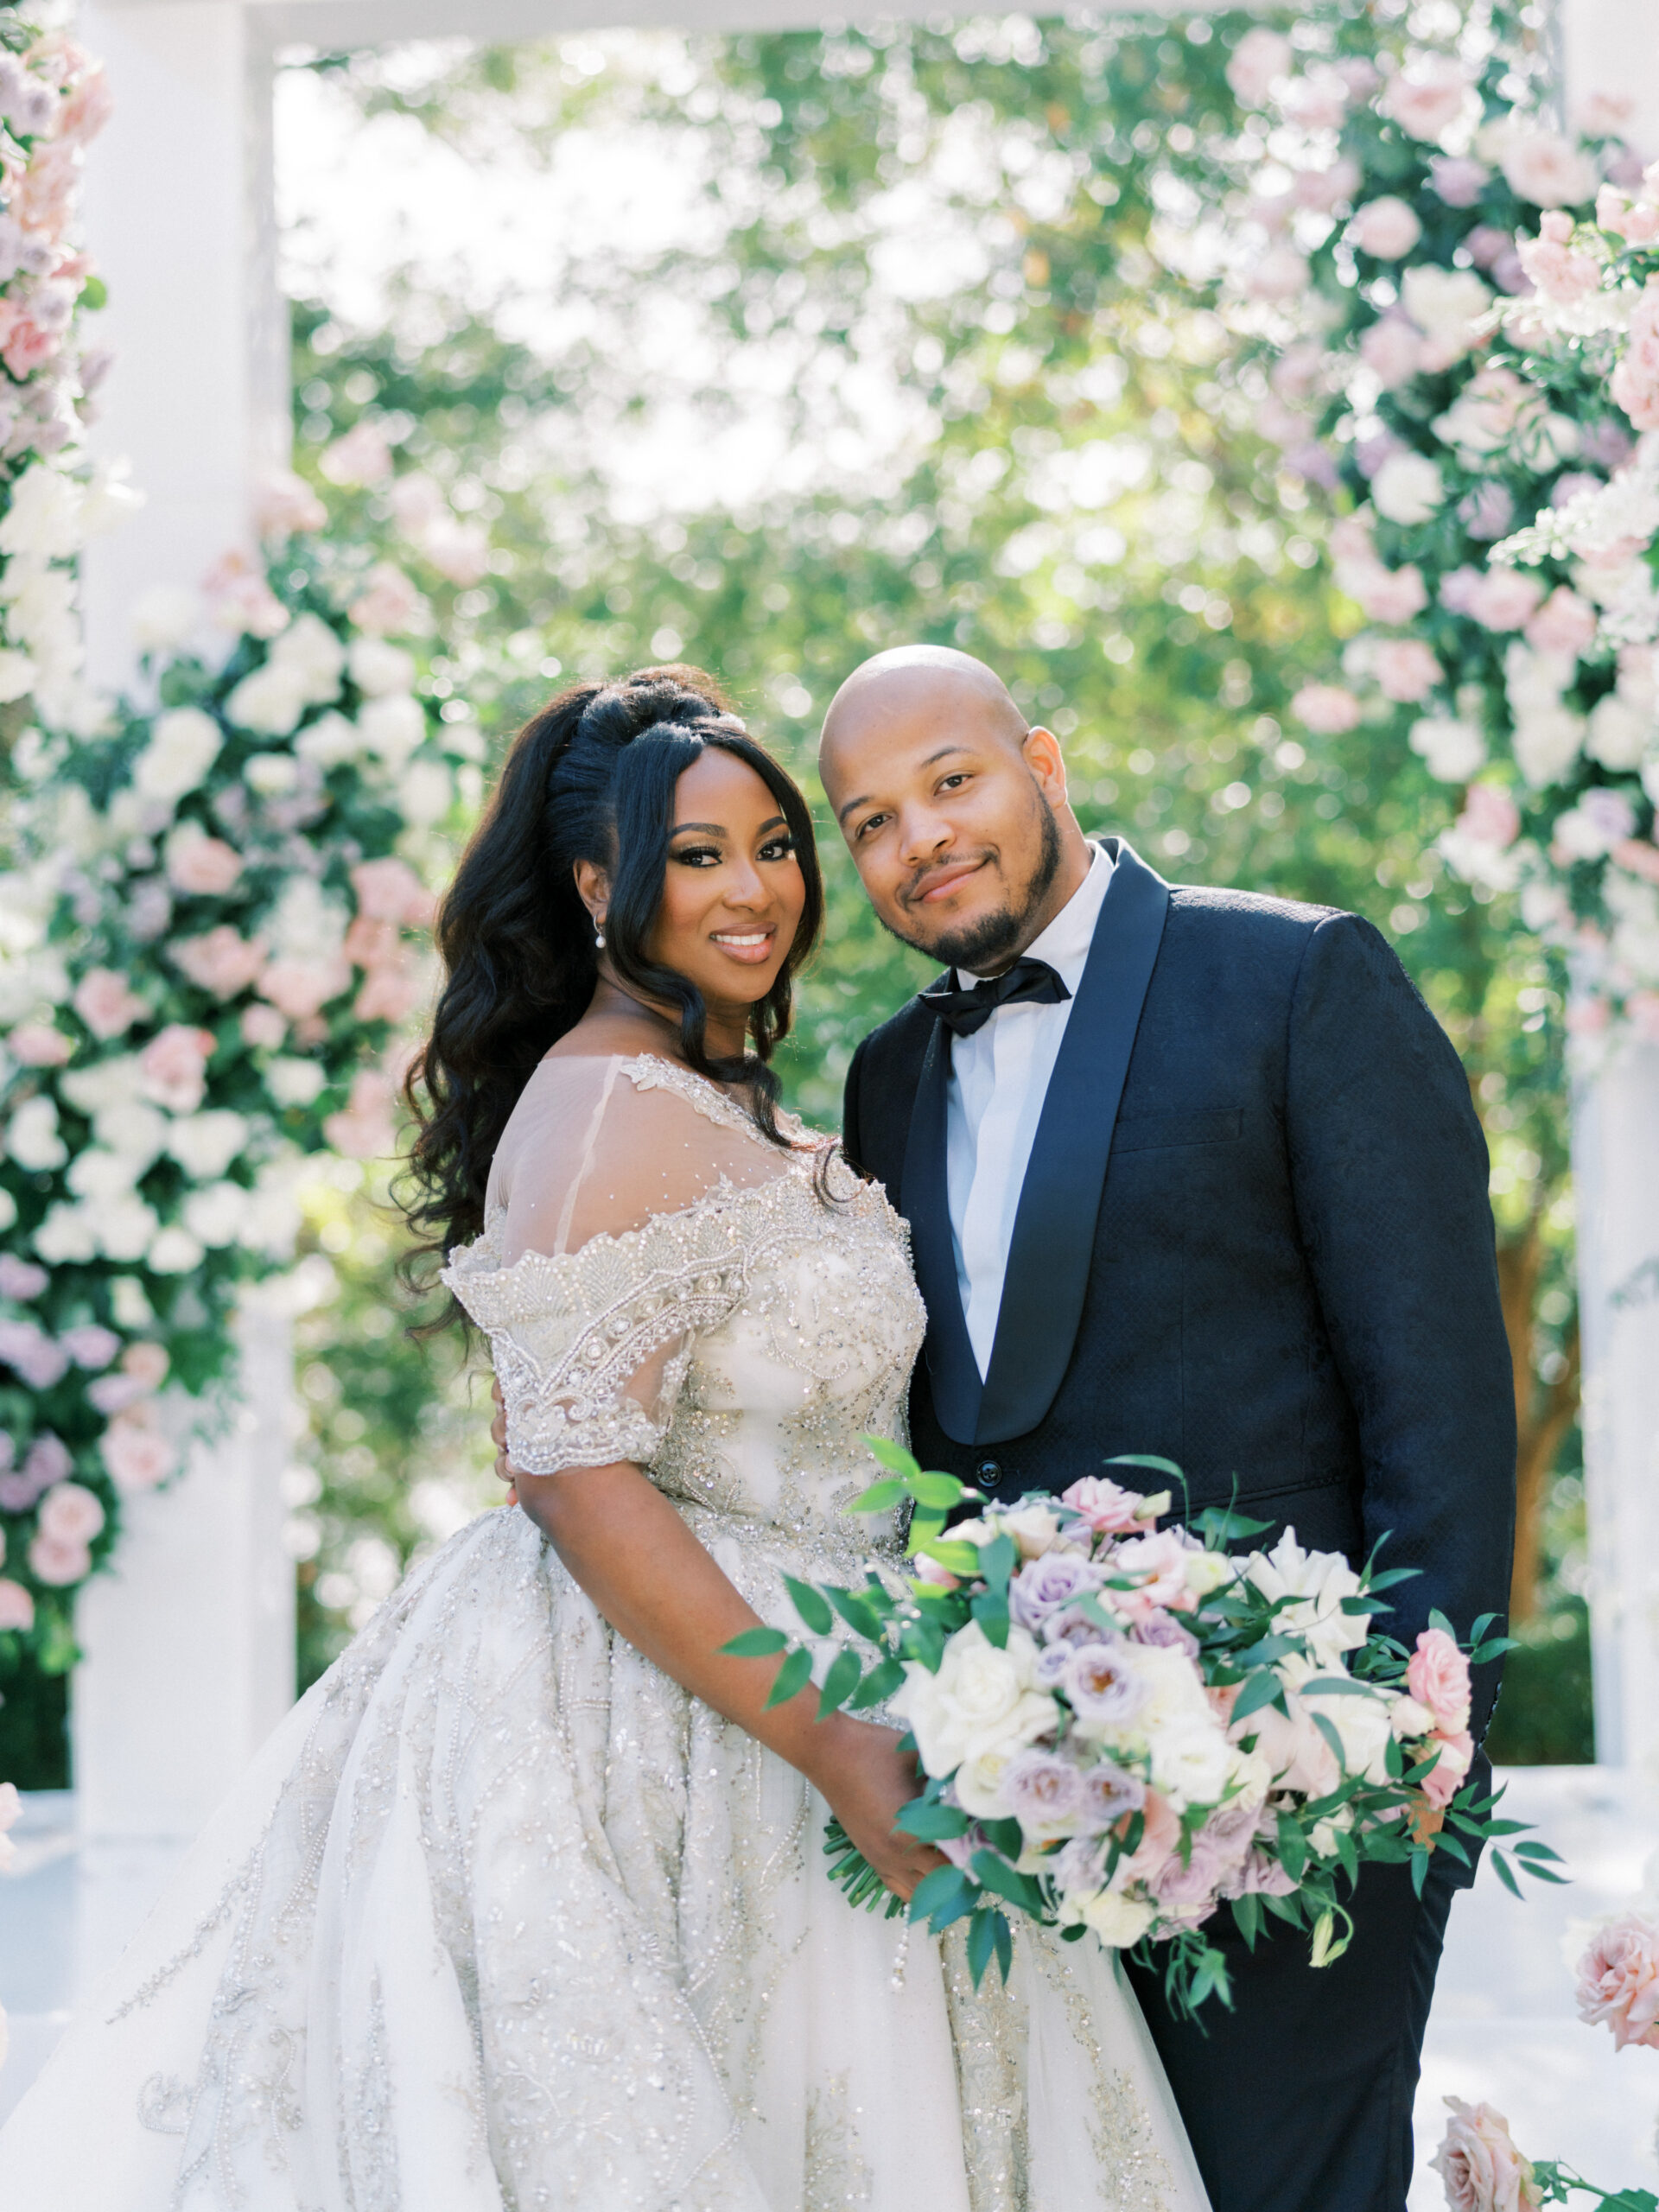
[647,747,806,1016]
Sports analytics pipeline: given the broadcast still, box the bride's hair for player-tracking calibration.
[402,664,823,1271]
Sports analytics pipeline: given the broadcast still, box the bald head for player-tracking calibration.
[818,645,1027,778]
[816,644,1092,976]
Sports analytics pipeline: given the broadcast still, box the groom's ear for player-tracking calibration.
[1021,724,1070,805]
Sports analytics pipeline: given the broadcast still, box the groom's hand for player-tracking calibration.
[490,1378,521,1506]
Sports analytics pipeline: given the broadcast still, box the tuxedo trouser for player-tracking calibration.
[1123,1853,1461,2212]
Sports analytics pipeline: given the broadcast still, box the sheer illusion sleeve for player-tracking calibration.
[442,1056,793,1476]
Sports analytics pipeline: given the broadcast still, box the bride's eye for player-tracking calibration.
[671,843,722,868]
[759,835,796,861]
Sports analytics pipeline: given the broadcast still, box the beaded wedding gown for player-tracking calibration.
[0,1053,1208,2212]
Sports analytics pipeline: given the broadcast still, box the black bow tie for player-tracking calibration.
[921,957,1071,1038]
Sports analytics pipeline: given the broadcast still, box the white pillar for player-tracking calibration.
[1573,1044,1659,1777]
[71,3,295,1844]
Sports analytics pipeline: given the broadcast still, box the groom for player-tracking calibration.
[817,645,1516,2212]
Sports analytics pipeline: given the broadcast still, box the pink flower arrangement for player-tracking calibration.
[100,1406,178,1494]
[1611,284,1659,433]
[1458,785,1522,852]
[1517,211,1603,307]
[1440,567,1546,632]
[73,967,146,1040]
[350,856,435,928]
[1377,54,1470,145]
[38,1480,105,1546]
[258,955,353,1022]
[7,1021,70,1065]
[29,1528,90,1586]
[1574,1913,1659,2050]
[1348,196,1422,260]
[165,830,243,897]
[1359,309,1428,388]
[1373,639,1443,705]
[349,562,428,638]
[1429,2099,1541,2212]
[169,926,268,1000]
[137,1023,215,1113]
[1523,587,1599,658]
[322,1067,399,1160]
[0,1580,35,1630]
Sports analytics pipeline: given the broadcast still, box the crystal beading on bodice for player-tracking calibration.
[442,1054,929,1588]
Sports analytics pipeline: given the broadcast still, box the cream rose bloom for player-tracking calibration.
[891,1622,1058,1778]
[1244,1530,1370,1666]
[1429,2097,1541,2212]
[994,1503,1064,1560]
[1075,1889,1156,1948]
[133,706,222,805]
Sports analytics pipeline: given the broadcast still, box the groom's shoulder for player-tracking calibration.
[1165,880,1348,959]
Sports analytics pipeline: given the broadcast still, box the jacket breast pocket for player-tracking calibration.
[1112,1108,1244,1154]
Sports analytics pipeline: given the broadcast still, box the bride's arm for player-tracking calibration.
[508,1441,941,1900]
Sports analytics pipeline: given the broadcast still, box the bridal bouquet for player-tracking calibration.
[728,1445,1557,2015]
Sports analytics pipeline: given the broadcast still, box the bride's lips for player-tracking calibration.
[710,925,778,965]
[912,859,987,906]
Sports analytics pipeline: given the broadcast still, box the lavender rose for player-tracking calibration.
[999,1749,1087,1833]
[1063,1642,1150,1730]
[1077,1759,1145,1830]
[1009,1551,1103,1632]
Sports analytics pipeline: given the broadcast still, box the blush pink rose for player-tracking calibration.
[1523,586,1599,658]
[1291,683,1363,735]
[29,1529,91,1586]
[1447,568,1545,632]
[1430,2098,1541,2212]
[123,1340,169,1389]
[1349,563,1428,626]
[1407,1628,1473,1734]
[8,1022,71,1065]
[1517,212,1602,308]
[3,321,59,377]
[258,956,353,1022]
[1459,785,1522,850]
[73,968,147,1040]
[169,926,268,1000]
[100,1409,178,1494]
[323,1067,398,1160]
[1349,196,1422,260]
[1575,1914,1659,2050]
[348,562,428,639]
[1060,1475,1151,1535]
[354,969,422,1024]
[1599,185,1659,245]
[240,1002,287,1050]
[350,856,435,926]
[1420,1728,1475,1809]
[38,1480,105,1545]
[1429,156,1491,209]
[1111,1529,1197,1611]
[1113,1787,1181,1891]
[1374,639,1443,704]
[138,1024,215,1113]
[1378,54,1470,144]
[1611,289,1659,433]
[0,1578,35,1630]
[166,832,244,897]
[1359,316,1426,390]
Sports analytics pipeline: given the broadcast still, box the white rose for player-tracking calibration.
[1077,1890,1155,1947]
[0,648,36,702]
[1513,706,1586,788]
[269,612,346,705]
[165,1110,250,1180]
[226,663,309,738]
[0,463,81,561]
[264,1058,326,1109]
[0,1185,16,1231]
[348,637,416,697]
[1148,1715,1234,1808]
[952,1745,1021,1818]
[1370,452,1445,528]
[1389,1694,1436,1740]
[99,1195,162,1262]
[240,1154,305,1259]
[1245,1530,1370,1667]
[92,1100,169,1168]
[1280,1655,1395,1788]
[357,693,427,771]
[147,1224,206,1274]
[890,1622,1058,1777]
[1502,129,1597,208]
[133,707,223,804]
[129,585,201,655]
[66,1147,143,1204]
[269,877,348,963]
[6,1093,65,1170]
[1311,1802,1357,1859]
[1587,696,1651,772]
[1410,716,1487,783]
[182,1180,251,1249]
[1400,265,1491,353]
[1182,1548,1236,1599]
[295,710,362,769]
[244,752,300,796]
[34,1201,98,1263]
[995,1503,1063,1560]
[400,757,453,827]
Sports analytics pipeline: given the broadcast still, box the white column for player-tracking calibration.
[71,3,296,1845]
[1573,1044,1659,1777]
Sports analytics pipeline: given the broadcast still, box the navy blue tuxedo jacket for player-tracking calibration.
[842,839,1516,1736]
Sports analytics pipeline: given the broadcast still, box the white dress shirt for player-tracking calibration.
[944,841,1115,1378]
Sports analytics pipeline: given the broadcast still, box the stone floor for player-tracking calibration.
[3,1769,1656,2196]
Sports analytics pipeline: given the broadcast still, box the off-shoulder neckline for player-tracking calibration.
[531,1050,817,1150]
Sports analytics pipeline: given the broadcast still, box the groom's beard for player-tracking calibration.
[883,798,1063,976]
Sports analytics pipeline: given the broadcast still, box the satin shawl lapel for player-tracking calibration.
[899,1015,982,1445]
[975,839,1171,1446]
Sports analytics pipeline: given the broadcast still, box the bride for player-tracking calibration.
[0,665,1209,2212]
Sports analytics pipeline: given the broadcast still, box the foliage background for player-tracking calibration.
[0,4,1592,1777]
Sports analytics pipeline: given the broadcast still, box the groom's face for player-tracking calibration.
[820,680,1068,975]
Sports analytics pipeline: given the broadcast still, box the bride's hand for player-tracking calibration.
[807,1718,944,1902]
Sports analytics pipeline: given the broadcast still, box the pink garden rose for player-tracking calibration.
[29,1529,91,1586]
[1430,2098,1541,2212]
[1111,1530,1197,1611]
[73,968,147,1040]
[138,1024,215,1113]
[323,1067,398,1161]
[1458,785,1522,851]
[1291,683,1363,736]
[1406,1628,1473,1734]
[1348,196,1422,260]
[1358,315,1425,390]
[165,830,243,897]
[1575,1913,1659,2050]
[258,954,353,1022]
[1459,483,1516,541]
[1428,156,1491,209]
[1420,1727,1474,1809]
[1443,567,1545,632]
[1373,639,1442,704]
[0,1256,47,1300]
[1378,54,1470,144]
[203,552,288,639]
[170,926,268,1001]
[1517,212,1602,308]
[100,1408,178,1493]
[1060,1474,1152,1535]
[23,1433,71,1490]
[1111,1786,1180,1891]
[7,1021,70,1065]
[1347,563,1428,626]
[1598,184,1659,245]
[1501,130,1596,209]
[1523,587,1598,658]
[1611,286,1659,433]
[240,1002,287,1050]
[1224,26,1290,108]
[253,467,327,539]
[38,1480,105,1546]
[320,418,393,488]
[350,855,435,929]
[348,562,429,639]
[0,1578,35,1630]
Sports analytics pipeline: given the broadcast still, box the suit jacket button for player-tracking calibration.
[976,1459,1001,1487]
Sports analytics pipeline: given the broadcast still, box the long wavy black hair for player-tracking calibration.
[402,665,823,1283]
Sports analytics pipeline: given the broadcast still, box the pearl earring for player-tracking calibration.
[594,921,606,950]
